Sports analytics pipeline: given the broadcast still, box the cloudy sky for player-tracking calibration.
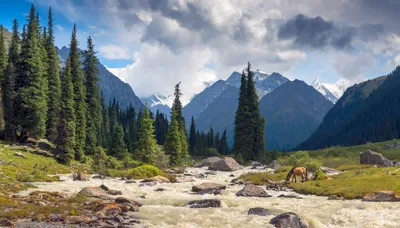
[1,0,400,104]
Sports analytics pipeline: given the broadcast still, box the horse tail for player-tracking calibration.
[286,167,295,181]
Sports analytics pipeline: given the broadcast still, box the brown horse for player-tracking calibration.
[286,167,308,182]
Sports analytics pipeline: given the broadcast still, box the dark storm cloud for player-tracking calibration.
[278,14,355,50]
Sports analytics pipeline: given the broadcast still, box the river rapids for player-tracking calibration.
[19,167,400,228]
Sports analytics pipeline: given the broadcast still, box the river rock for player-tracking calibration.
[359,150,393,167]
[362,191,400,202]
[108,190,123,195]
[248,207,271,216]
[383,144,395,149]
[125,180,137,184]
[187,199,221,208]
[267,160,281,170]
[278,194,303,199]
[78,187,109,199]
[73,171,88,181]
[320,167,342,175]
[100,184,109,191]
[251,161,263,168]
[98,203,123,216]
[0,219,14,227]
[142,175,170,183]
[115,197,143,207]
[270,212,309,228]
[14,152,27,159]
[209,157,242,171]
[155,187,166,192]
[192,182,226,193]
[194,157,221,168]
[65,215,92,224]
[236,184,272,197]
[327,195,344,200]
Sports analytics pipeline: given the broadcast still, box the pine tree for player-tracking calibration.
[135,105,157,164]
[83,36,101,155]
[16,5,48,139]
[189,116,197,155]
[68,24,86,160]
[45,7,61,141]
[164,116,182,166]
[55,59,75,164]
[219,129,229,154]
[109,123,127,158]
[3,19,19,141]
[100,95,110,149]
[170,82,189,159]
[207,127,215,148]
[0,26,7,131]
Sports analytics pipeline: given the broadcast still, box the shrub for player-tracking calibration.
[206,148,220,157]
[153,145,170,169]
[236,153,244,165]
[304,159,322,172]
[275,166,292,174]
[129,165,162,179]
[313,168,327,180]
[91,147,108,176]
[107,156,122,170]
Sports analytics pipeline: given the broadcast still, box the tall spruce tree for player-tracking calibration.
[16,5,48,138]
[83,36,101,155]
[68,24,86,160]
[45,7,61,141]
[3,19,19,141]
[219,129,229,154]
[189,116,197,155]
[55,59,75,164]
[109,123,127,158]
[164,114,182,166]
[171,82,189,158]
[135,105,157,164]
[0,26,7,130]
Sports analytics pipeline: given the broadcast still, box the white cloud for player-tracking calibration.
[99,44,132,60]
[333,52,377,82]
[55,24,64,32]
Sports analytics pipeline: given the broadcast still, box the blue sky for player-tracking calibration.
[1,0,399,103]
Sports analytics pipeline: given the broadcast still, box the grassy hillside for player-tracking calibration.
[240,139,400,199]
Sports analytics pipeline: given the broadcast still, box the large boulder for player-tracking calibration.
[77,187,109,199]
[359,150,393,167]
[236,184,271,197]
[192,182,226,195]
[320,167,342,176]
[187,199,221,208]
[209,157,242,171]
[270,212,309,228]
[141,175,170,183]
[248,207,271,216]
[362,191,400,202]
[194,157,221,168]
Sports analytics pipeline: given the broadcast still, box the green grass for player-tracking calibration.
[108,164,177,182]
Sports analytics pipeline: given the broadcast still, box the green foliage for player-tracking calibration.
[279,151,321,172]
[206,148,220,157]
[135,106,158,164]
[189,116,196,154]
[129,165,162,179]
[165,118,182,166]
[69,24,86,160]
[154,110,168,145]
[236,153,244,165]
[0,26,7,130]
[153,145,170,169]
[313,168,327,180]
[109,123,127,159]
[91,147,108,176]
[44,7,61,142]
[322,157,354,168]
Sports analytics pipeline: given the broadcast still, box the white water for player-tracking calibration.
[19,167,400,228]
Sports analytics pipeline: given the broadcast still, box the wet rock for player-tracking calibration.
[49,214,63,222]
[264,178,283,191]
[73,171,88,181]
[251,161,262,167]
[77,187,109,199]
[209,157,242,171]
[14,152,27,159]
[236,184,272,197]
[125,180,137,184]
[142,175,170,183]
[155,187,166,192]
[192,182,226,193]
[362,191,400,202]
[327,195,344,200]
[270,212,309,228]
[38,141,52,150]
[196,173,207,178]
[92,175,105,179]
[114,215,124,223]
[117,204,129,213]
[99,203,123,216]
[32,149,53,157]
[248,207,271,216]
[229,174,235,177]
[267,160,281,170]
[0,219,14,227]
[115,197,143,207]
[278,194,303,199]
[360,150,393,167]
[187,199,221,208]
[100,184,109,191]
[108,190,123,195]
[204,171,217,175]
[139,182,157,187]
[320,167,343,175]
[194,157,221,168]
[65,215,92,224]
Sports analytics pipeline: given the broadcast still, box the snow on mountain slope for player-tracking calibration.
[312,78,361,103]
[312,79,338,103]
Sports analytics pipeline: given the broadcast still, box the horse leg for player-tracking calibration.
[294,176,297,183]
[302,174,304,182]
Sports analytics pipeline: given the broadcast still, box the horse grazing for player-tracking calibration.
[286,167,308,182]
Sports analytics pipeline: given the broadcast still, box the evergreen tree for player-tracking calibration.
[45,7,61,141]
[16,5,48,138]
[3,19,19,141]
[55,59,75,164]
[207,127,215,148]
[83,36,101,155]
[170,82,189,159]
[109,123,127,158]
[218,129,229,154]
[154,110,168,145]
[135,105,157,164]
[68,24,86,160]
[164,116,182,166]
[0,26,7,130]
[100,94,110,149]
[189,116,197,155]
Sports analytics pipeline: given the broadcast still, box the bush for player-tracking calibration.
[130,165,162,179]
[153,145,170,169]
[279,151,321,172]
[274,166,292,174]
[107,156,122,170]
[313,168,327,180]
[92,147,108,176]
[236,153,244,165]
[206,148,220,157]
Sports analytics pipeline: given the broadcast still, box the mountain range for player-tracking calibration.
[57,46,144,111]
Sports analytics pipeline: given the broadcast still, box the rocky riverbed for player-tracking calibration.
[17,166,400,228]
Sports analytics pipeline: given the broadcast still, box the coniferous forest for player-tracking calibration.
[0,5,233,168]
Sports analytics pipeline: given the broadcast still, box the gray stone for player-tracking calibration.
[236,184,271,197]
[270,212,309,228]
[267,160,281,170]
[248,207,270,216]
[362,191,400,202]
[187,199,221,208]
[360,150,393,167]
[192,182,226,193]
[194,157,221,168]
[209,157,242,171]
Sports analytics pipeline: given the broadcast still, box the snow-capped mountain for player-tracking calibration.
[106,67,130,82]
[140,94,173,118]
[312,78,359,103]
